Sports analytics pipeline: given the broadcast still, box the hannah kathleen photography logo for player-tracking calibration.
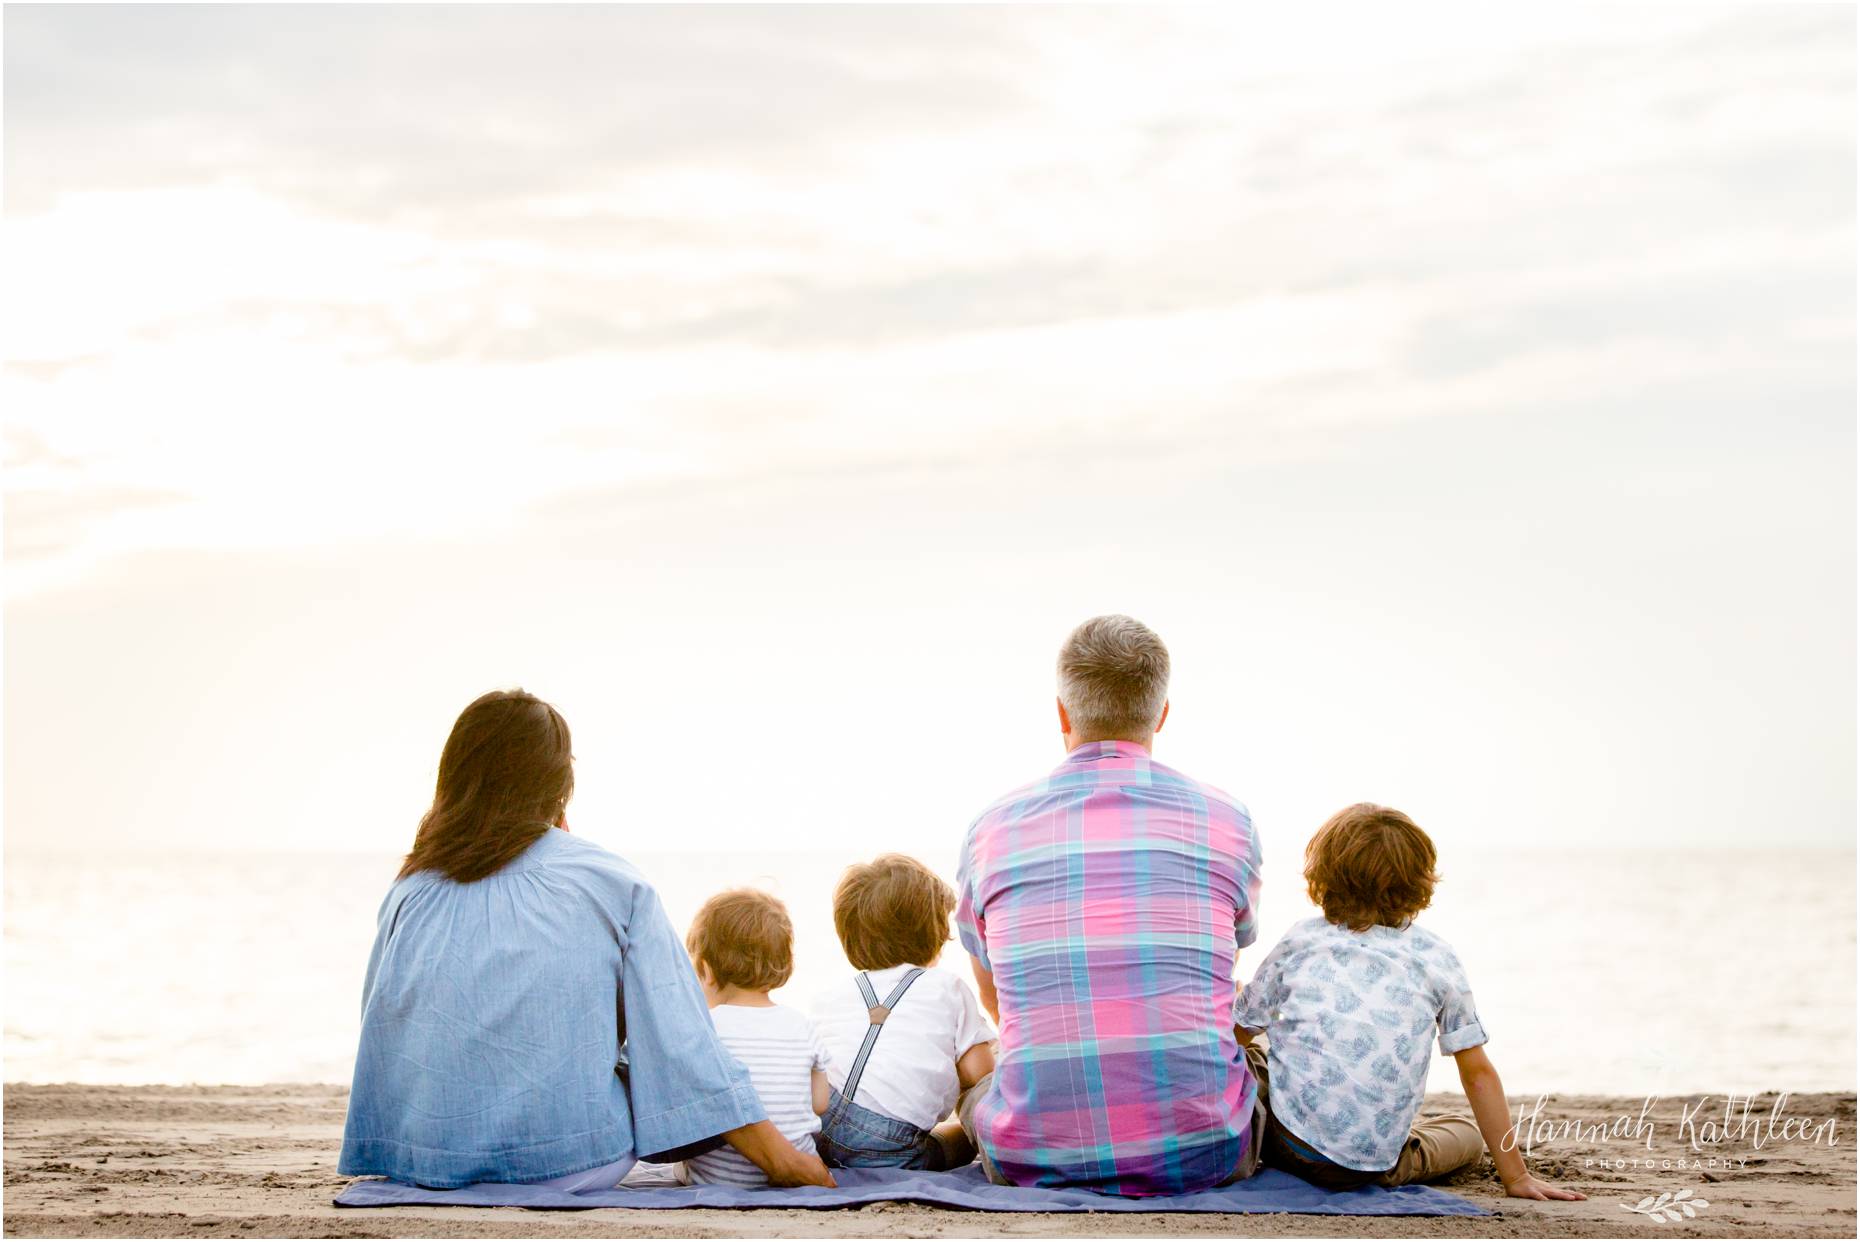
[1511,1093,1843,1174]
[1621,1188,1711,1223]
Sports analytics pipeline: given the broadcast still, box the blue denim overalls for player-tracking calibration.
[814,968,946,1169]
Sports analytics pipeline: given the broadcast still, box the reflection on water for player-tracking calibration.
[4,846,1852,1093]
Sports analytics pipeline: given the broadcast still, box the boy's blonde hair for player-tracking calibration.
[1304,803,1439,932]
[832,854,955,971]
[686,888,794,991]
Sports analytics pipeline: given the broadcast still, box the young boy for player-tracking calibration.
[1235,804,1584,1201]
[812,854,996,1169]
[682,889,833,1186]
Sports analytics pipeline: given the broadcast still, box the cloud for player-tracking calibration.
[1400,256,1853,380]
[3,485,191,561]
[2,3,1852,597]
[4,5,1037,221]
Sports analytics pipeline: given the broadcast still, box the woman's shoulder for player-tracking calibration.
[486,830,666,921]
[523,829,651,884]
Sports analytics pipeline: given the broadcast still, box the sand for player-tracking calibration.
[3,1085,1853,1238]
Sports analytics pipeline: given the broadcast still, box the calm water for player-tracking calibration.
[4,847,1852,1094]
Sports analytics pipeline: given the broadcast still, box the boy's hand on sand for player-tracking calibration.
[1503,1173,1586,1201]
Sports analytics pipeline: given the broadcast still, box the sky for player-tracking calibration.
[4,3,1854,863]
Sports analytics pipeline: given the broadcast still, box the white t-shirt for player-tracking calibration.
[683,1004,831,1186]
[811,965,996,1134]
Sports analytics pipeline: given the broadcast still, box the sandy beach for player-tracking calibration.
[3,1084,1852,1238]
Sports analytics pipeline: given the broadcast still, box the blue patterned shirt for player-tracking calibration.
[1235,917,1487,1171]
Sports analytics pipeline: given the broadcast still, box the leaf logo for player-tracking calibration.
[1622,1187,1711,1223]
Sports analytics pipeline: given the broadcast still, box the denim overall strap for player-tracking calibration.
[838,968,925,1108]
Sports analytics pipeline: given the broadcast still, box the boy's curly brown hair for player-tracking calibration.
[686,888,794,991]
[1304,803,1439,931]
[832,854,955,971]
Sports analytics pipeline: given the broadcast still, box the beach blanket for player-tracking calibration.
[334,1164,1492,1215]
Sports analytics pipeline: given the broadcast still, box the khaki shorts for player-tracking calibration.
[1244,1039,1483,1188]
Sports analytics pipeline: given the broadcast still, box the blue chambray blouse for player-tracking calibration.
[338,829,764,1187]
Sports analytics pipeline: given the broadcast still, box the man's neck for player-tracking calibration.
[1064,734,1153,753]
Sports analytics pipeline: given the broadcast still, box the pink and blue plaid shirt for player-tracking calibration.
[956,740,1262,1196]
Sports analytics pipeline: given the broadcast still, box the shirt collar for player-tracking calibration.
[1061,739,1153,765]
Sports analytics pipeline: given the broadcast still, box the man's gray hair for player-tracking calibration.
[1057,615,1170,741]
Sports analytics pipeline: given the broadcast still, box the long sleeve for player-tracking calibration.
[619,881,766,1162]
[955,823,991,970]
[356,884,404,1021]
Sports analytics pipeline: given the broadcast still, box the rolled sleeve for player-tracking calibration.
[1233,816,1263,951]
[1438,1014,1489,1055]
[953,972,997,1054]
[1433,943,1489,1055]
[955,829,991,971]
[1437,980,1489,1054]
[620,884,766,1160]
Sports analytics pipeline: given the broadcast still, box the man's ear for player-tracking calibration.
[1056,697,1072,735]
[1155,700,1170,734]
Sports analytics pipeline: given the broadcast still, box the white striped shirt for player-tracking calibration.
[683,1004,831,1186]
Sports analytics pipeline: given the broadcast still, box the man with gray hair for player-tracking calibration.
[954,615,1265,1195]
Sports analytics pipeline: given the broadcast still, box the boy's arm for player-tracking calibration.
[1454,1047,1585,1201]
[810,1069,832,1116]
[956,1040,995,1090]
[722,1120,835,1187]
[969,956,1000,1025]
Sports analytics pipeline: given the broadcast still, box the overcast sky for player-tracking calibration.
[4,3,1853,862]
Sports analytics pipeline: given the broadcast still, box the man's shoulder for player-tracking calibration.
[964,758,1253,849]
[966,770,1070,832]
[1144,756,1252,820]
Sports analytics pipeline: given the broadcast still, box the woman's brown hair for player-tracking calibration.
[1304,803,1439,931]
[399,689,574,884]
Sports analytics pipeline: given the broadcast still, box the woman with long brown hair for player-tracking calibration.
[338,689,833,1190]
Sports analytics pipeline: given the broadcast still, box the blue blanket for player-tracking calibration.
[334,1164,1491,1215]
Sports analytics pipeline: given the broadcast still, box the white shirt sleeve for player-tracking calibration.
[806,1016,834,1073]
[950,972,996,1056]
